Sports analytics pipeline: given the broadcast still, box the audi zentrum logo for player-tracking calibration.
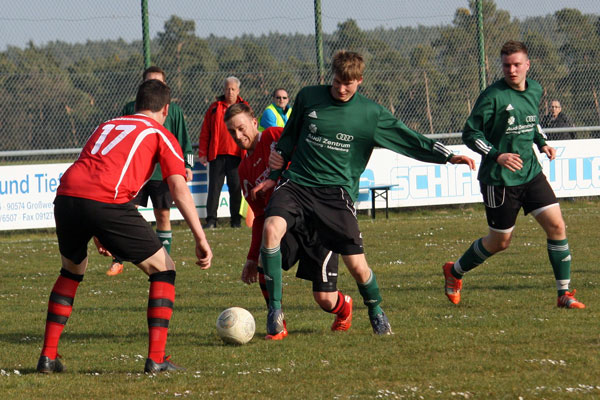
[336,133,354,141]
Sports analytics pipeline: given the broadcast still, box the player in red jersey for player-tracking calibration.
[37,79,212,374]
[225,103,353,340]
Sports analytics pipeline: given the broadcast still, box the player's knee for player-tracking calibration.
[484,235,512,253]
[154,209,171,228]
[546,219,566,238]
[262,217,286,247]
[314,291,337,311]
[342,254,370,282]
[492,237,511,252]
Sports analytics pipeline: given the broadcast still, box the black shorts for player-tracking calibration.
[54,195,163,265]
[265,179,363,255]
[132,179,173,209]
[280,220,339,292]
[481,172,558,232]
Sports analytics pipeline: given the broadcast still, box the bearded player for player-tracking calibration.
[37,79,212,374]
[225,103,352,340]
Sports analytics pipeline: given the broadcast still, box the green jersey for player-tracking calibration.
[462,78,547,186]
[122,101,194,181]
[271,85,453,202]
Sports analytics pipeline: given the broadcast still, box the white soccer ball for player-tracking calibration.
[216,307,255,345]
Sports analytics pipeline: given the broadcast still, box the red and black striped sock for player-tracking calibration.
[147,270,175,364]
[328,291,351,319]
[41,268,84,359]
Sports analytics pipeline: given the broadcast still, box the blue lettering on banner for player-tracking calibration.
[390,165,478,200]
[0,172,64,196]
[542,156,600,191]
[34,173,62,193]
[0,175,30,195]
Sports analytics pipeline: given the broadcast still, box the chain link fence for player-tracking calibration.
[1,0,599,162]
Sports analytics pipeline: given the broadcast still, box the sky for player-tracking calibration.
[1,0,599,50]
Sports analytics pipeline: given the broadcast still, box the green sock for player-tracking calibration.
[261,246,282,309]
[547,238,571,296]
[454,238,492,278]
[357,269,383,318]
[156,230,172,254]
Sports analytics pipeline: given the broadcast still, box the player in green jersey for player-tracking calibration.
[443,40,585,309]
[254,50,475,338]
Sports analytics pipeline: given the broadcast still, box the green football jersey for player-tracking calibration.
[462,78,547,186]
[122,101,193,181]
[271,85,453,202]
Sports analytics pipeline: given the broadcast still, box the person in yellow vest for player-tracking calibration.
[258,88,292,131]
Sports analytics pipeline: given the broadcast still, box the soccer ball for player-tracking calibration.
[216,307,255,345]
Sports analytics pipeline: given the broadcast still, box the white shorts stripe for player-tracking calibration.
[321,251,333,283]
[340,188,357,218]
[530,203,558,217]
[489,225,514,234]
[487,185,495,208]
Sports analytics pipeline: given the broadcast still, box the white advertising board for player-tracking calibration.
[357,139,600,210]
[1,139,599,231]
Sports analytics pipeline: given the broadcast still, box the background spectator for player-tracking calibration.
[258,88,292,131]
[198,76,247,228]
[542,99,575,140]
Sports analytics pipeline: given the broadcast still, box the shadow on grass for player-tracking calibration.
[1,367,40,375]
[0,330,212,345]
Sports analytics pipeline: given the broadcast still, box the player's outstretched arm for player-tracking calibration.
[449,155,476,170]
[167,174,213,269]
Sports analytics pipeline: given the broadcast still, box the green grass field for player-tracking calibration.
[1,200,599,399]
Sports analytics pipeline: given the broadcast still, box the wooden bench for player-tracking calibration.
[364,184,397,219]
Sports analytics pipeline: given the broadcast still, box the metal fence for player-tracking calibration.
[1,0,600,162]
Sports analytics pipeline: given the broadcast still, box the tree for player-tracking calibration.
[434,0,520,131]
[554,8,600,125]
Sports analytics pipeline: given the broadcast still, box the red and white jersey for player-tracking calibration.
[238,127,283,261]
[57,114,186,204]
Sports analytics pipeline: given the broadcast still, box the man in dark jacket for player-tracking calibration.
[541,99,575,140]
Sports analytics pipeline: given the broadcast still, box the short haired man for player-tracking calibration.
[37,79,213,374]
[541,99,575,140]
[443,41,584,309]
[198,76,247,229]
[258,88,292,131]
[107,66,195,276]
[257,51,475,337]
[225,103,352,339]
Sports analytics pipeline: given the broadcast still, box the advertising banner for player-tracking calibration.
[2,139,599,230]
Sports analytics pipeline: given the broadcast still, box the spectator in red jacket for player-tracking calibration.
[198,76,247,228]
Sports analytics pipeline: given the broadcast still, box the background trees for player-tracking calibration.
[1,1,599,155]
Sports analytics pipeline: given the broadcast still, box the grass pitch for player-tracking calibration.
[1,200,599,399]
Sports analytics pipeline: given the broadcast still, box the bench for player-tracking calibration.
[364,184,397,219]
